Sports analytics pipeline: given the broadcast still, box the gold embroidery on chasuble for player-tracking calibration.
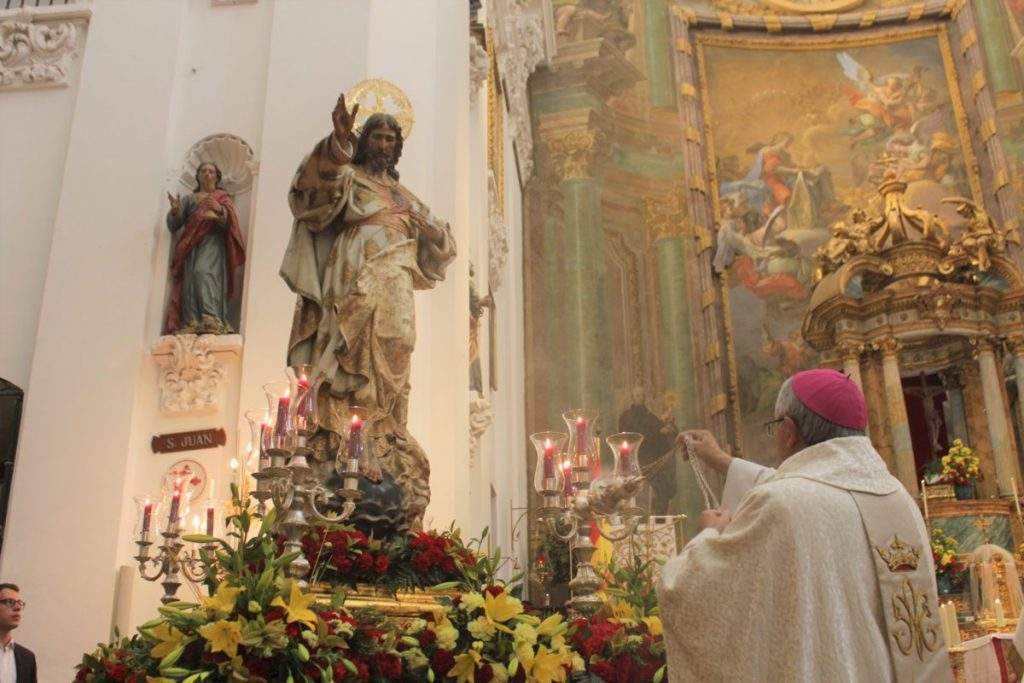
[890,579,941,660]
[875,535,921,572]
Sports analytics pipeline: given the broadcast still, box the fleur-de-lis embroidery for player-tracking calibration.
[891,578,940,660]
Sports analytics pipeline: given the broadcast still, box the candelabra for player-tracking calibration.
[132,491,219,604]
[532,411,647,616]
[250,365,369,586]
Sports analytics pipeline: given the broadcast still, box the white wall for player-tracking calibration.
[0,11,87,390]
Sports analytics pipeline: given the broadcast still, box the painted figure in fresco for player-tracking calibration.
[165,162,246,335]
[469,263,495,397]
[281,94,457,528]
[618,386,677,516]
[838,53,923,141]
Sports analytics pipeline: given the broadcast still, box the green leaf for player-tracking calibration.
[158,644,185,669]
[654,664,666,683]
[182,533,216,544]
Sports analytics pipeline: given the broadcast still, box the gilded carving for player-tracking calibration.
[914,282,956,330]
[874,336,903,356]
[890,578,941,660]
[643,192,688,242]
[545,129,608,181]
[836,339,865,361]
[1006,336,1024,357]
[940,198,1019,273]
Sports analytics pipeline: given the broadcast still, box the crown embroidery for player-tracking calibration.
[876,535,921,572]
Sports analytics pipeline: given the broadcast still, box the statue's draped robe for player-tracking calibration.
[658,437,953,682]
[165,191,245,334]
[280,133,456,527]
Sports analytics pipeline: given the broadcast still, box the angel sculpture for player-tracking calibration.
[837,52,929,145]
[870,159,950,250]
[812,209,877,282]
[941,197,1016,272]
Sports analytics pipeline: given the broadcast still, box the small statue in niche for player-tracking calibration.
[469,263,495,397]
[165,162,246,335]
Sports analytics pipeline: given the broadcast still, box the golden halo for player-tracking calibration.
[345,78,415,140]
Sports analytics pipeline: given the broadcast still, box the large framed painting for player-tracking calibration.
[693,25,983,462]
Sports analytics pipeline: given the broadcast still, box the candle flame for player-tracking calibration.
[229,457,239,471]
[576,416,584,425]
[544,438,552,449]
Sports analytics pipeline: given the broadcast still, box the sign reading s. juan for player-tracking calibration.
[151,428,226,454]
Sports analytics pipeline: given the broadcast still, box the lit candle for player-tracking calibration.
[921,479,929,521]
[205,503,215,536]
[274,393,290,437]
[575,416,587,455]
[296,374,314,428]
[996,598,1006,627]
[619,443,632,472]
[543,438,555,478]
[562,460,573,496]
[348,413,363,460]
[142,500,153,534]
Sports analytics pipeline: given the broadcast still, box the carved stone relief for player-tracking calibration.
[0,18,81,91]
[151,334,239,415]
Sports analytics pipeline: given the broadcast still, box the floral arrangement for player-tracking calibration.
[300,524,479,593]
[76,492,668,683]
[75,499,406,682]
[931,528,962,576]
[941,439,980,486]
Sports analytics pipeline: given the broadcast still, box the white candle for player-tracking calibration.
[921,479,929,521]
[947,602,962,646]
[996,598,1006,627]
[939,603,954,647]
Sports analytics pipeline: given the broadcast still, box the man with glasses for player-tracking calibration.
[0,583,34,683]
[657,368,951,682]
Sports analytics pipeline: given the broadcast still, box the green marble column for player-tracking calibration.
[975,0,1023,96]
[644,0,674,109]
[653,234,701,531]
[559,176,616,429]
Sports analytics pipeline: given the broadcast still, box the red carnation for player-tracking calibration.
[356,552,374,572]
[484,585,504,597]
[374,653,403,679]
[431,649,456,676]
[591,661,616,681]
[475,663,494,682]
[413,554,433,574]
[335,556,353,574]
[375,554,390,573]
[418,628,437,647]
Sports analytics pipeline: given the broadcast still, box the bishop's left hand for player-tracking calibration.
[697,508,732,533]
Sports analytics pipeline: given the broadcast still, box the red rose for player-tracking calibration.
[104,663,127,681]
[484,585,504,597]
[584,635,606,658]
[356,552,374,572]
[418,629,437,647]
[431,649,456,676]
[266,607,285,622]
[413,554,433,574]
[441,557,456,573]
[375,554,390,573]
[374,653,403,679]
[591,661,616,681]
[336,556,353,574]
[286,622,302,638]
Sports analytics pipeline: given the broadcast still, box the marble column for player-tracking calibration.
[836,340,865,390]
[877,337,918,495]
[973,337,1021,495]
[540,126,616,424]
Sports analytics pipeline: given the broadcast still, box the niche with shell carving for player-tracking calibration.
[162,134,257,336]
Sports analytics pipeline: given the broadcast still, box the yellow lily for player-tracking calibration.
[198,619,243,658]
[536,613,564,637]
[147,622,184,658]
[270,581,317,626]
[201,583,243,615]
[642,615,663,637]
[530,645,569,683]
[608,599,637,624]
[483,590,523,633]
[447,648,482,683]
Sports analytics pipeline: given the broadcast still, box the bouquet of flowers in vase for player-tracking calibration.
[941,439,980,486]
[930,527,965,594]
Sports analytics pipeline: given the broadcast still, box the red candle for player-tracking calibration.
[167,490,181,528]
[562,461,573,495]
[274,395,290,437]
[205,504,215,536]
[296,375,314,425]
[543,439,555,478]
[142,501,153,533]
[619,444,631,472]
[575,417,587,454]
[348,414,363,461]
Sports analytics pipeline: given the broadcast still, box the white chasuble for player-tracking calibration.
[657,436,953,682]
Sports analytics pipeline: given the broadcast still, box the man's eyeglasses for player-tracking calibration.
[0,599,24,609]
[763,417,785,437]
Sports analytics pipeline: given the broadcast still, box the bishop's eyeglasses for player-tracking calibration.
[763,417,785,437]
